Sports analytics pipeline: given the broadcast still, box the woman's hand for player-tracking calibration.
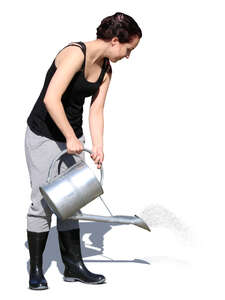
[66,136,84,154]
[90,145,104,169]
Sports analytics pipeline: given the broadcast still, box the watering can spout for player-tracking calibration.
[69,212,151,232]
[133,215,151,231]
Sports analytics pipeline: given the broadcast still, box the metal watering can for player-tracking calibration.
[39,149,150,232]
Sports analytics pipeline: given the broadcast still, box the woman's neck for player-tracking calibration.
[84,39,108,65]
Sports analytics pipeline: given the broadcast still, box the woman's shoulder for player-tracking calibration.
[55,42,85,69]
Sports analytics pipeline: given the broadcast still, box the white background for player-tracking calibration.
[1,0,225,298]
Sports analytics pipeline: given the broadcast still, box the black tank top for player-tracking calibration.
[27,41,110,142]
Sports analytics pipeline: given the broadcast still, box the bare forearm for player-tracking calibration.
[44,98,77,140]
[89,110,104,147]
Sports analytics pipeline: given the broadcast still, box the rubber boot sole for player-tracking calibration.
[29,286,48,291]
[29,284,48,290]
[63,276,105,284]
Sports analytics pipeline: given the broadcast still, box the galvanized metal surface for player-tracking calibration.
[40,149,103,220]
[69,211,151,231]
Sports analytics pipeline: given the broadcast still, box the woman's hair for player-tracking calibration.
[96,12,142,43]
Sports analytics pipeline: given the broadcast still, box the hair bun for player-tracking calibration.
[96,12,142,43]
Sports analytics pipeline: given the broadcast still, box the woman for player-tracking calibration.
[25,12,142,290]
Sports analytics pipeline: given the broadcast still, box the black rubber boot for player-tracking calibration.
[27,231,49,290]
[58,228,105,284]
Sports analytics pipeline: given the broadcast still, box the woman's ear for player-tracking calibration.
[111,37,119,46]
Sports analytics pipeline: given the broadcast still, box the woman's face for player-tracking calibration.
[108,35,140,62]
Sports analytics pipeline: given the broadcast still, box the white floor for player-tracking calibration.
[3,213,224,299]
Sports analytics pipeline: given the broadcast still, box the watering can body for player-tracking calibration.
[40,149,103,220]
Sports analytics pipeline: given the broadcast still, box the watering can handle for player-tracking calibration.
[47,148,104,185]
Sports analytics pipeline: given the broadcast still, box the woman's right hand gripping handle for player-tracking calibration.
[66,136,84,154]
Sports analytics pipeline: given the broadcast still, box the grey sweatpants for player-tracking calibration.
[24,126,86,233]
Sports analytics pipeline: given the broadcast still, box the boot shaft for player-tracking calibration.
[27,231,49,266]
[58,229,82,264]
[27,231,49,290]
[57,229,105,284]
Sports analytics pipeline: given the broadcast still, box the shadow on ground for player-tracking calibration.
[25,222,150,275]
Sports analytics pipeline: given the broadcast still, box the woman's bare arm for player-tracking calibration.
[43,47,85,153]
[89,71,112,167]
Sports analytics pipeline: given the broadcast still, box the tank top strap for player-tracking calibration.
[72,42,109,84]
[57,41,108,84]
[97,57,109,83]
[74,42,109,83]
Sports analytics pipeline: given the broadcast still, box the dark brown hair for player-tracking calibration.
[96,12,142,43]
